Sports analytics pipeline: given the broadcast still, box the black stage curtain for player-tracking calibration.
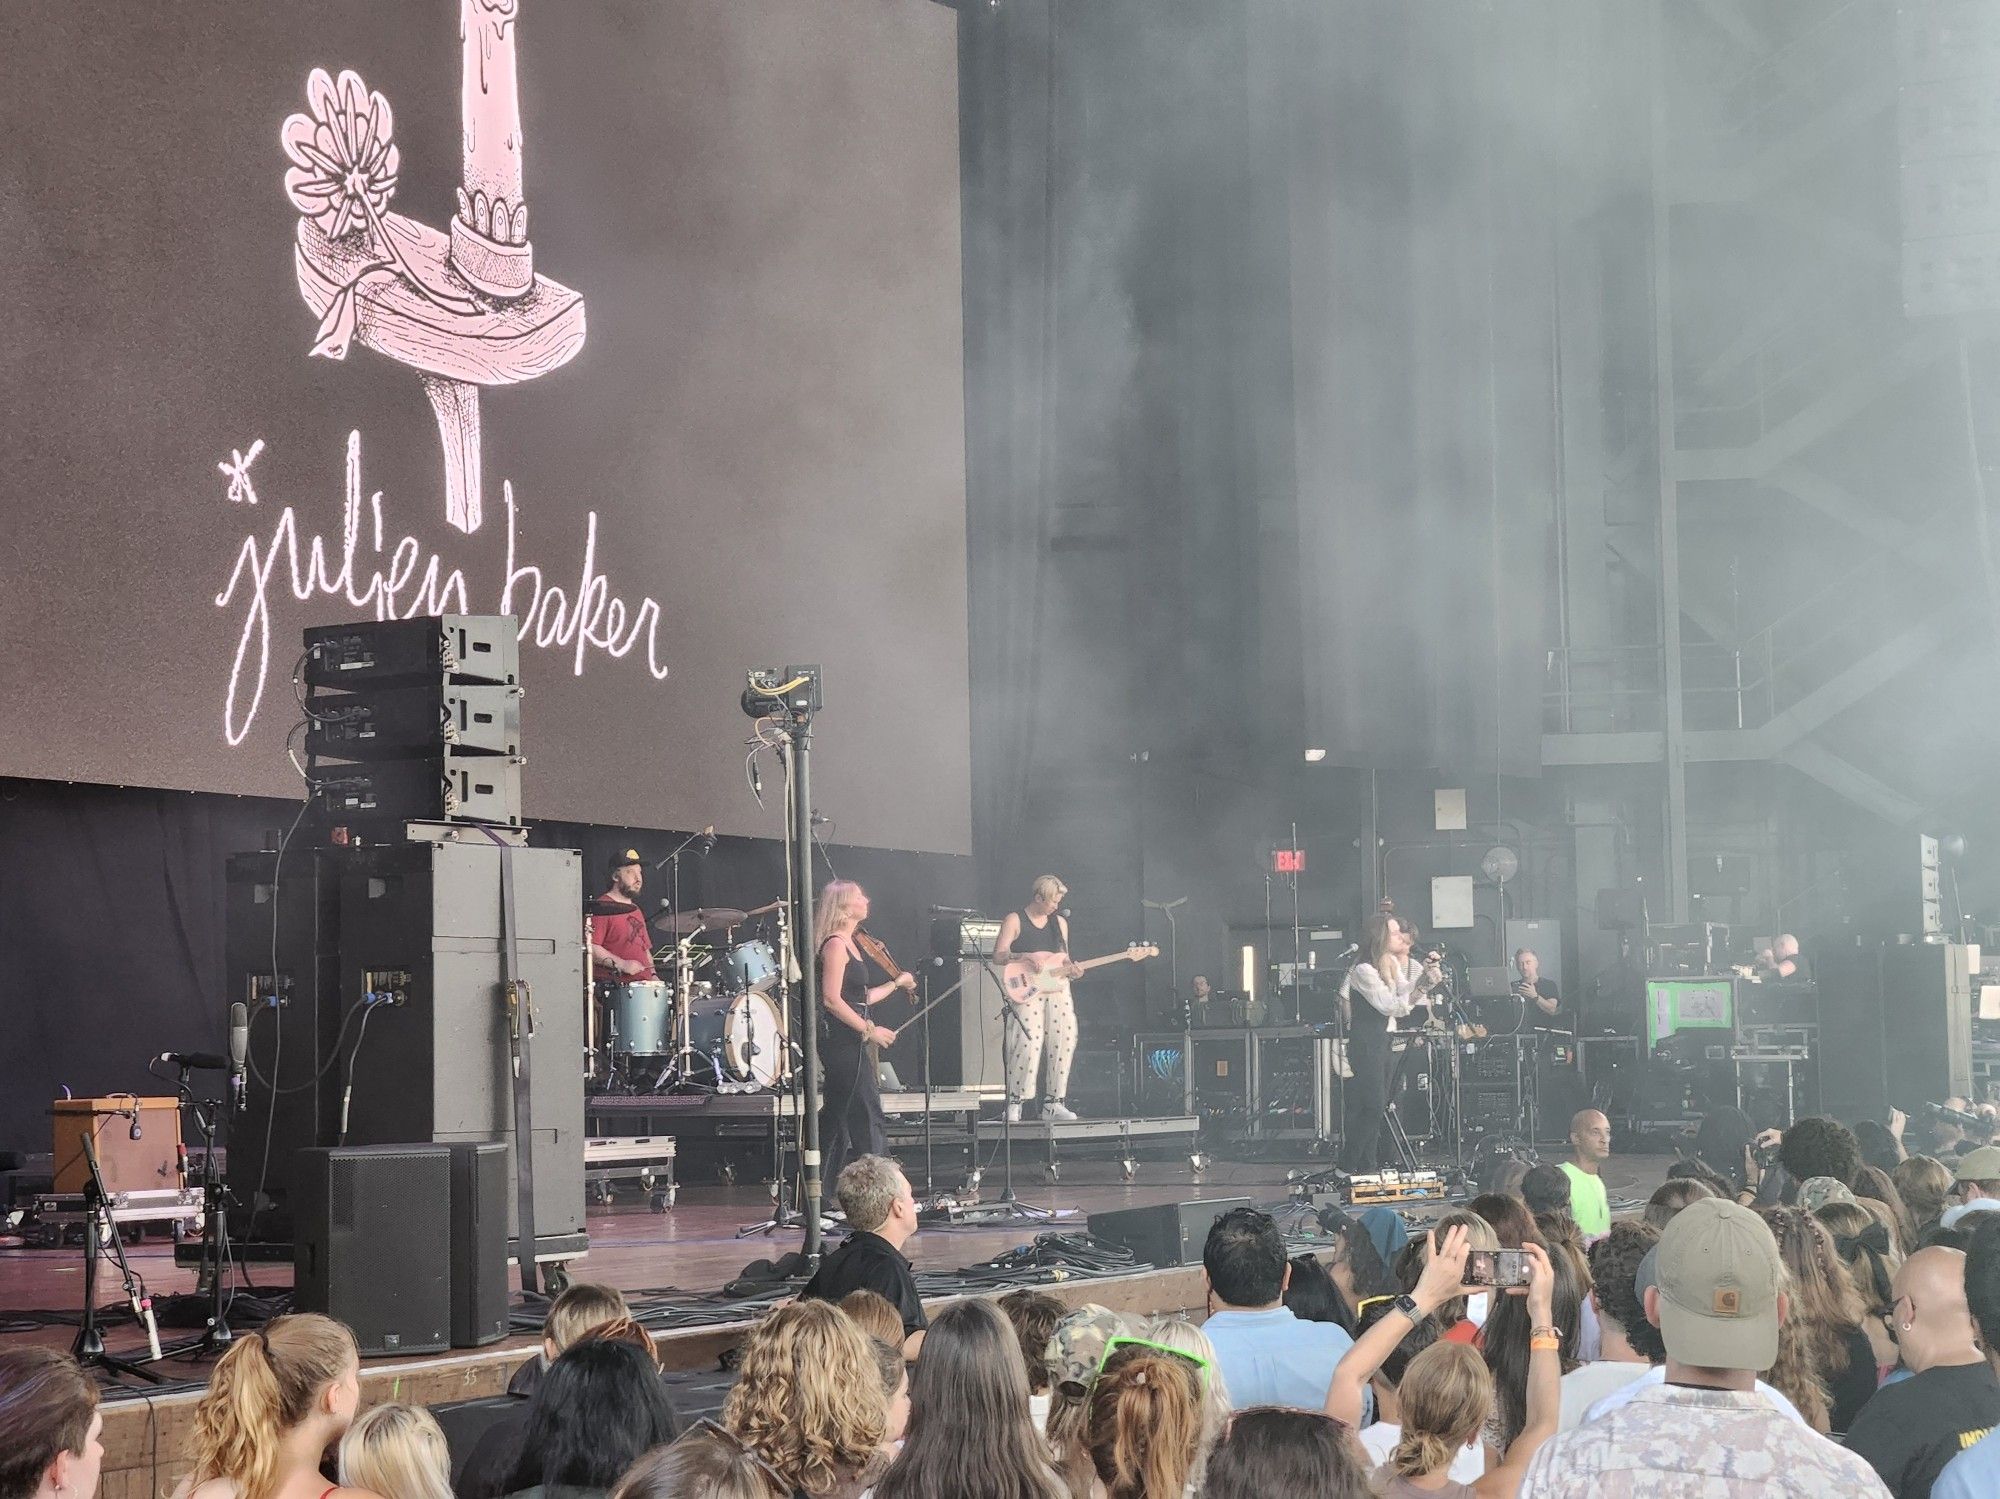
[0,778,971,1156]
[1271,0,1557,777]
[959,0,1062,882]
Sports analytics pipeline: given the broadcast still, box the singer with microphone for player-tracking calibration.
[587,849,657,982]
[1337,912,1442,1173]
[993,875,1082,1124]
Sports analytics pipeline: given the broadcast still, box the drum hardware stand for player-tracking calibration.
[651,932,718,1094]
[72,1132,164,1383]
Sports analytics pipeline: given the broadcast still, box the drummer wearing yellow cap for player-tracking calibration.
[588,850,657,983]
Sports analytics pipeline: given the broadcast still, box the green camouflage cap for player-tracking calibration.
[1797,1176,1857,1213]
[1045,1304,1130,1396]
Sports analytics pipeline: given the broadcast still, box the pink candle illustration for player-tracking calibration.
[283,0,583,535]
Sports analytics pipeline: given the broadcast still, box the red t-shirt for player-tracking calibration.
[588,898,655,982]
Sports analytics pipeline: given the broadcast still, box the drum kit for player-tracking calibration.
[594,898,794,1094]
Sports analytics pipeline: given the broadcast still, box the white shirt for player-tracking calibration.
[1559,1361,1651,1431]
[1580,1364,1807,1427]
[1343,960,1426,1030]
[1360,1420,1486,1483]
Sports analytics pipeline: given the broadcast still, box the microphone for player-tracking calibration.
[229,1000,250,1113]
[1060,907,1072,919]
[1334,942,1360,958]
[156,1051,230,1070]
[700,825,716,854]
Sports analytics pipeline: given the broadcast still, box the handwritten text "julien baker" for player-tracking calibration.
[213,431,670,746]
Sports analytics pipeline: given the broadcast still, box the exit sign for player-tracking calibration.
[1272,848,1306,874]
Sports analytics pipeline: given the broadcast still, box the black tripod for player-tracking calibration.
[177,1070,239,1352]
[72,1132,163,1383]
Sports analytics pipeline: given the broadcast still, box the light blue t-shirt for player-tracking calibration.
[1202,1305,1358,1413]
[1934,1426,2000,1499]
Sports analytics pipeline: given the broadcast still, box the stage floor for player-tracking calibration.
[0,1150,1675,1363]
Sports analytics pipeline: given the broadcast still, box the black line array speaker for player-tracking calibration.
[1086,1196,1253,1268]
[294,1144,451,1356]
[449,1141,510,1348]
[1816,941,1973,1123]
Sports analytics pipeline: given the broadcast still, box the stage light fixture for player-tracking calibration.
[1240,943,1257,1002]
[1304,747,1327,763]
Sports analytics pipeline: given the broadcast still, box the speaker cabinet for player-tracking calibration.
[1086,1196,1253,1267]
[1816,942,1973,1123]
[449,1141,510,1348]
[923,959,1007,1091]
[295,1145,451,1356]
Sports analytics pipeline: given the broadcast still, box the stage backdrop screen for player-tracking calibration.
[0,0,970,854]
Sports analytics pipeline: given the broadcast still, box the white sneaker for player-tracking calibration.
[1042,1100,1078,1122]
[1004,1102,1023,1123]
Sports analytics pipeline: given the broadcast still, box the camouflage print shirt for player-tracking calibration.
[1520,1382,1891,1499]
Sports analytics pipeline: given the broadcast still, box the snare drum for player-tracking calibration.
[688,991,785,1087]
[726,940,779,995]
[603,980,671,1055]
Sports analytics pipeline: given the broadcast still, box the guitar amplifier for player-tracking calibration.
[931,916,1002,961]
[51,1098,183,1196]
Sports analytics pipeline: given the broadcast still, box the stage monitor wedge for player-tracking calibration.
[1086,1196,1253,1268]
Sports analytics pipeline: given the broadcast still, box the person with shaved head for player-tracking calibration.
[1558,1110,1613,1239]
[1843,1247,2000,1498]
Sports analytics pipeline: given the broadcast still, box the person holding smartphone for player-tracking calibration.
[1325,1225,1560,1497]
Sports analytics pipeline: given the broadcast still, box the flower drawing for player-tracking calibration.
[283,68,400,241]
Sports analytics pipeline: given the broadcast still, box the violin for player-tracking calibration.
[852,928,915,1059]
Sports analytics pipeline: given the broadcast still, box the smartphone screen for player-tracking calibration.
[1465,1248,1532,1288]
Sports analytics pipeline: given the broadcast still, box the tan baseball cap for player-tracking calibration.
[1655,1198,1782,1370]
[1955,1146,2000,1182]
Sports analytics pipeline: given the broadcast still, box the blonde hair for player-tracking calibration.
[838,1289,907,1349]
[1030,875,1066,904]
[1140,1315,1231,1472]
[544,1281,633,1354]
[1894,1154,1955,1231]
[814,881,865,938]
[722,1301,886,1497]
[338,1403,452,1499]
[188,1314,358,1499]
[1085,1349,1203,1499]
[1390,1342,1491,1479]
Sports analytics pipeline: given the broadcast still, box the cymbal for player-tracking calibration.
[651,899,785,936]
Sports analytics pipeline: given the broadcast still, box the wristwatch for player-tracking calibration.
[1392,1293,1423,1322]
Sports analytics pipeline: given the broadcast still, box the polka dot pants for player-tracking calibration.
[1005,991,1077,1103]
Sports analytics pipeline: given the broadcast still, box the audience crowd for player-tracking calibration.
[11,1118,2000,1499]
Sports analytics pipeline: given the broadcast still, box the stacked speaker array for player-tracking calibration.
[302,615,524,829]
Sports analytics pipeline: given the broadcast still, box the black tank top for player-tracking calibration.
[1011,910,1067,956]
[819,934,870,1013]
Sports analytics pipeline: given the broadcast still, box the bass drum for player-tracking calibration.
[688,991,785,1088]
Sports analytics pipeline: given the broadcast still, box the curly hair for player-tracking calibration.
[1894,1155,1955,1238]
[723,1300,886,1498]
[1585,1221,1660,1356]
[1763,1284,1831,1435]
[1779,1118,1862,1191]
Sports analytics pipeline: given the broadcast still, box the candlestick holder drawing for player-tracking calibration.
[282,0,583,535]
